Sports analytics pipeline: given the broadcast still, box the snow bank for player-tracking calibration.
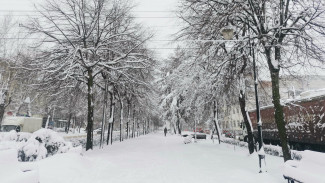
[0,149,39,183]
[284,150,325,183]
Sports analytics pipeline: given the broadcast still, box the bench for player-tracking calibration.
[283,150,325,183]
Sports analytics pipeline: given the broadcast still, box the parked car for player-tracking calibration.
[192,133,207,139]
[93,128,102,134]
[182,133,206,139]
[223,130,234,138]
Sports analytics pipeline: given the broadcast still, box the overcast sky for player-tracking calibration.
[0,0,179,59]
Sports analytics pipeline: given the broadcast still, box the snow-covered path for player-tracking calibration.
[37,132,286,183]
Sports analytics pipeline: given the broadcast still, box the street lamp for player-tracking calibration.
[221,26,266,173]
[221,26,235,40]
[251,42,266,173]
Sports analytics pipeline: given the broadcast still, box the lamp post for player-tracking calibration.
[221,28,265,173]
[251,41,265,173]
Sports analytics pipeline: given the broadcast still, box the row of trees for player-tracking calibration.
[159,0,325,162]
[0,0,162,150]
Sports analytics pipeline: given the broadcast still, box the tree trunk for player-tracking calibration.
[213,101,221,144]
[176,116,181,135]
[66,113,72,134]
[100,82,108,148]
[0,104,5,128]
[120,100,123,142]
[270,69,291,161]
[110,106,115,145]
[239,90,255,154]
[0,91,11,128]
[126,122,129,139]
[110,122,114,145]
[86,69,94,151]
[176,99,182,135]
[132,121,135,138]
[107,90,115,145]
[107,123,111,145]
[132,107,135,138]
[147,118,150,134]
[126,100,130,139]
[265,46,291,161]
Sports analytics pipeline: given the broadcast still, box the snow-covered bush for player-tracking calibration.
[68,133,119,148]
[54,127,66,132]
[18,129,72,162]
[0,131,32,142]
[221,137,302,160]
[17,132,32,142]
[221,137,248,148]
[2,130,18,141]
[183,135,192,144]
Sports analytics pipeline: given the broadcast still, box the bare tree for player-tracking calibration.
[178,0,325,161]
[23,0,152,150]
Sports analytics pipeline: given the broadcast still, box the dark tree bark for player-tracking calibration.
[142,119,145,135]
[107,123,111,145]
[147,118,150,134]
[176,98,182,135]
[110,103,115,145]
[107,90,115,145]
[265,47,291,161]
[0,91,11,128]
[213,101,221,144]
[0,104,5,128]
[126,99,131,139]
[100,81,108,148]
[86,69,94,151]
[66,113,72,134]
[119,99,123,142]
[239,90,255,154]
[132,106,135,138]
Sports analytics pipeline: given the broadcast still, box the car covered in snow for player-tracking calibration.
[182,133,206,139]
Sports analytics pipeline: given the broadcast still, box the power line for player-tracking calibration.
[0,14,179,18]
[0,10,178,13]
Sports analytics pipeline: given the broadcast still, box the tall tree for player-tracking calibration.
[178,0,325,161]
[24,0,152,150]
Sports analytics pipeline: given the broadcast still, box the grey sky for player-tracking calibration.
[0,0,179,59]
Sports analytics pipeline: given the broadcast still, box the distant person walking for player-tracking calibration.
[164,127,167,137]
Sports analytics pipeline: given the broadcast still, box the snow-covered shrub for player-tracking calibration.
[2,130,18,141]
[19,137,47,161]
[221,137,248,148]
[0,131,31,142]
[67,133,118,148]
[221,137,303,160]
[18,129,72,161]
[17,132,32,142]
[183,135,192,144]
[54,127,66,132]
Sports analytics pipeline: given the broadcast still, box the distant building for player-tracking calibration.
[220,75,325,138]
[280,75,325,99]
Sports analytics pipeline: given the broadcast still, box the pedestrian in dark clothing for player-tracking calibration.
[164,127,167,136]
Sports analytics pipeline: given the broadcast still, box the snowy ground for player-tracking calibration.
[29,132,286,183]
